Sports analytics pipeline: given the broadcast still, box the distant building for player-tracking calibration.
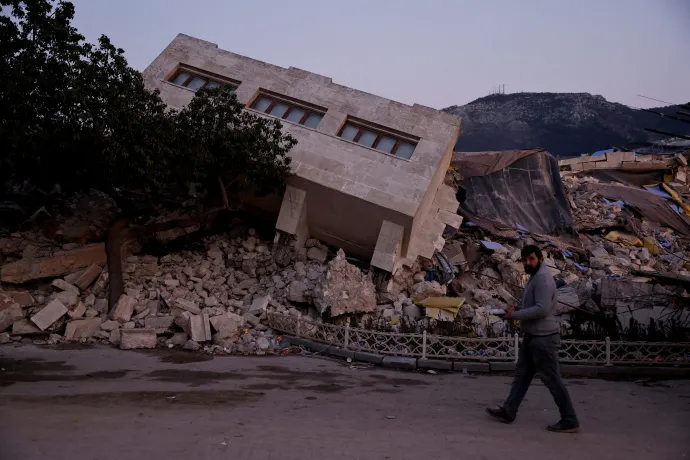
[143,34,461,280]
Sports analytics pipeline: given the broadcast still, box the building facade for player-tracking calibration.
[143,34,462,277]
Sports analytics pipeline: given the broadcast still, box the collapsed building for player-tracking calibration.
[1,35,689,353]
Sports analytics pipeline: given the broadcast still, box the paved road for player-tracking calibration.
[0,345,688,460]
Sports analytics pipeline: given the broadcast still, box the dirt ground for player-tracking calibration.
[0,345,688,460]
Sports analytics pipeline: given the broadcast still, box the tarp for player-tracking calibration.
[452,148,545,177]
[589,183,690,237]
[453,149,575,236]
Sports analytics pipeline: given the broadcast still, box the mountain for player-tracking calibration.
[442,92,689,157]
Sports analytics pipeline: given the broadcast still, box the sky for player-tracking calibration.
[69,0,690,110]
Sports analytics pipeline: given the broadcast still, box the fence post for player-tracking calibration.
[514,333,519,363]
[422,331,427,359]
[344,323,350,349]
[605,336,612,366]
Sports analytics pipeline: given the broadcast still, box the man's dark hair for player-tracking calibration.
[521,245,543,259]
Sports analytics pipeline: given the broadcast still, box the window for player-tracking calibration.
[337,120,418,159]
[251,93,325,129]
[167,65,238,91]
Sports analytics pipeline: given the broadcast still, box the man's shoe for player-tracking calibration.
[547,420,579,433]
[485,406,515,424]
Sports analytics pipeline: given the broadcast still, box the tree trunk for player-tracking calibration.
[106,217,130,315]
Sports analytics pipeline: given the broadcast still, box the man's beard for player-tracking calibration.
[524,262,541,275]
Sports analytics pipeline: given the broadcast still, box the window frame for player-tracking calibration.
[167,64,240,91]
[337,118,419,159]
[250,90,326,129]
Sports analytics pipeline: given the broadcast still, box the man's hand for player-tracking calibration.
[504,306,515,319]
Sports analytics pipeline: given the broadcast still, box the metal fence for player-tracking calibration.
[267,313,690,366]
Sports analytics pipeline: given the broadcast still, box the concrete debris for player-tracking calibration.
[1,306,27,334]
[0,290,34,307]
[312,249,377,317]
[51,278,80,294]
[30,299,68,331]
[120,328,157,349]
[1,243,106,284]
[112,294,136,323]
[11,318,43,336]
[64,318,102,340]
[74,264,102,290]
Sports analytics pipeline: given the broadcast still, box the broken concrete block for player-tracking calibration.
[120,328,157,349]
[94,298,108,314]
[133,308,150,321]
[30,299,68,331]
[0,332,11,344]
[248,295,270,314]
[64,269,84,284]
[166,332,188,346]
[91,270,109,294]
[175,298,201,314]
[64,318,102,340]
[0,304,24,332]
[306,246,328,263]
[100,320,120,331]
[54,291,79,307]
[144,315,175,334]
[68,301,86,319]
[287,280,310,303]
[1,243,106,284]
[174,311,193,335]
[189,313,212,342]
[112,294,136,323]
[11,318,44,336]
[51,278,80,294]
[0,290,34,307]
[107,329,120,345]
[242,313,260,327]
[74,264,102,290]
[210,313,245,337]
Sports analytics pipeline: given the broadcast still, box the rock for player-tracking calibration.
[122,321,136,329]
[243,313,260,327]
[146,299,160,316]
[133,308,150,320]
[472,289,493,303]
[51,278,80,294]
[1,244,106,284]
[144,315,175,334]
[412,272,426,283]
[164,279,180,287]
[68,302,86,318]
[74,264,102,290]
[287,281,310,303]
[175,298,201,314]
[11,318,43,336]
[402,304,423,319]
[306,246,328,263]
[0,290,34,307]
[242,240,256,252]
[183,339,201,351]
[109,329,121,345]
[54,290,79,307]
[166,332,188,346]
[204,296,219,307]
[312,249,377,317]
[64,318,102,340]
[112,294,136,323]
[120,329,157,349]
[209,313,244,339]
[64,270,84,284]
[0,304,24,332]
[84,294,96,307]
[94,298,108,314]
[248,295,270,314]
[0,332,12,344]
[100,320,120,331]
[409,281,446,303]
[31,299,68,330]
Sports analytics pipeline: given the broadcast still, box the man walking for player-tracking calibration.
[486,245,579,433]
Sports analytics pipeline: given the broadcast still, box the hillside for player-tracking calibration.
[443,92,689,156]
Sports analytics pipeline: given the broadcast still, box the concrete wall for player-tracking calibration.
[143,34,461,263]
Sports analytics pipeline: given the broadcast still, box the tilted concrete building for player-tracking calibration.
[143,34,462,283]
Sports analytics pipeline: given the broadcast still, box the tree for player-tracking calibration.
[0,0,296,311]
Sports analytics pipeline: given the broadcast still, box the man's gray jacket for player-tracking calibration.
[510,263,560,336]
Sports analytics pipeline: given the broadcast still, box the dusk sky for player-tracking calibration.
[70,0,690,110]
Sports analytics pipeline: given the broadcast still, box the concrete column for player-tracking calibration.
[370,220,405,273]
[275,185,309,249]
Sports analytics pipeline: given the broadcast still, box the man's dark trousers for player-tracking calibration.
[503,333,578,423]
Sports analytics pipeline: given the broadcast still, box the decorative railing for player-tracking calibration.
[267,313,690,366]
